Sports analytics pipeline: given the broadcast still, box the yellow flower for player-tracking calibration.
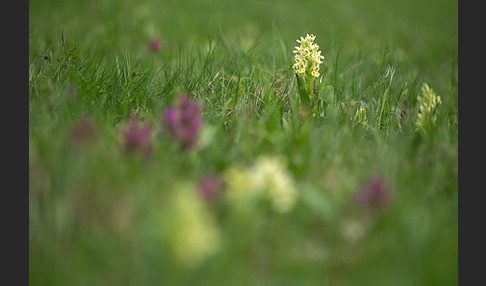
[168,183,221,269]
[253,156,297,213]
[224,156,297,213]
[292,34,325,79]
[224,165,261,202]
[415,83,441,133]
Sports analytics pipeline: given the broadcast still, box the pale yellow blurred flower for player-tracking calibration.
[342,219,366,243]
[224,165,262,203]
[224,156,297,213]
[252,156,297,213]
[169,183,221,269]
[415,83,441,133]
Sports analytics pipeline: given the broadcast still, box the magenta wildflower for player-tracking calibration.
[197,175,222,203]
[400,100,409,127]
[71,117,97,144]
[353,174,391,209]
[148,38,162,52]
[163,95,203,149]
[121,117,153,158]
[401,108,408,119]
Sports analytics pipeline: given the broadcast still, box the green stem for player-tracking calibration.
[296,74,310,106]
[377,67,394,131]
[307,73,313,98]
[378,86,386,130]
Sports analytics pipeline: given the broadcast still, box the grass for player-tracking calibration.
[29,0,458,285]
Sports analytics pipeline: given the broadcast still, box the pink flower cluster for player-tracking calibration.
[148,38,163,53]
[197,175,222,203]
[163,95,203,149]
[121,117,153,159]
[72,95,204,159]
[353,174,391,209]
[71,117,97,143]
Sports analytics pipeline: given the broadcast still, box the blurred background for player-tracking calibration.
[29,0,457,73]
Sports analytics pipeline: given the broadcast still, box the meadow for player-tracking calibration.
[29,0,458,285]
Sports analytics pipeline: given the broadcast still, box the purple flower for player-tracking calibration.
[148,38,162,52]
[401,107,408,119]
[353,174,391,209]
[400,100,409,127]
[122,117,153,158]
[71,117,97,144]
[162,95,203,149]
[197,175,221,203]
